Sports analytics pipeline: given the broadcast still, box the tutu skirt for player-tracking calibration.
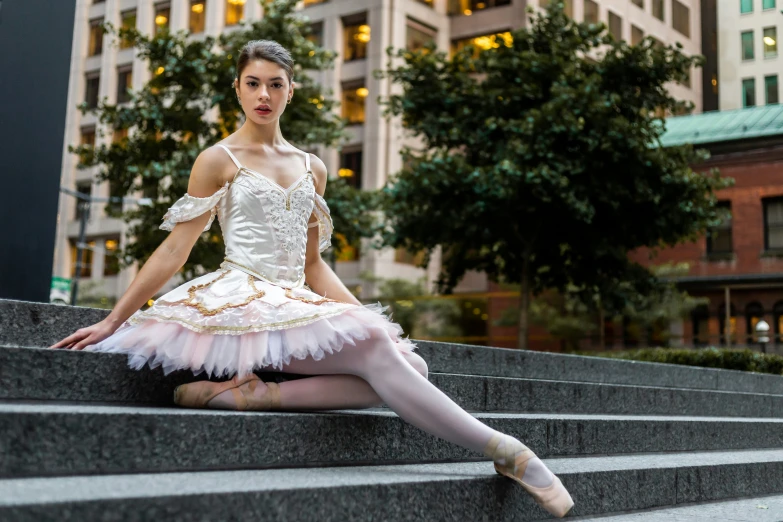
[86,267,416,378]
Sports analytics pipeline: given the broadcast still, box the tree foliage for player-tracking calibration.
[377,3,733,348]
[72,0,372,279]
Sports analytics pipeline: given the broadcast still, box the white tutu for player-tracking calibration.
[86,267,416,378]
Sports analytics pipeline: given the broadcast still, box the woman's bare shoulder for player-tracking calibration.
[187,145,236,196]
[305,152,328,195]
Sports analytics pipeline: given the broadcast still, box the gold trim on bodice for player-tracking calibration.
[156,271,266,316]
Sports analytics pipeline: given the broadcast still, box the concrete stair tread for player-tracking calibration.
[574,493,783,521]
[3,450,783,509]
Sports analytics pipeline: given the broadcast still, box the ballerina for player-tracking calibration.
[51,39,573,517]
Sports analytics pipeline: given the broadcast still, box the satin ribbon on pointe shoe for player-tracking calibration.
[173,373,281,411]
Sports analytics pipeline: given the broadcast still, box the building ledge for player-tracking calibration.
[703,252,735,262]
[760,250,783,259]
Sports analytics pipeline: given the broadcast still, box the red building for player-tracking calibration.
[629,105,783,350]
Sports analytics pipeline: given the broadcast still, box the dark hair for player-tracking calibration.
[235,40,295,85]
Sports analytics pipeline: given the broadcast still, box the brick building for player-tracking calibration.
[630,104,783,350]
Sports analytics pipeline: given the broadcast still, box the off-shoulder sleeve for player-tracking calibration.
[310,192,334,253]
[159,182,230,232]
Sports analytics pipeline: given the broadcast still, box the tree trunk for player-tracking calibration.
[517,257,530,350]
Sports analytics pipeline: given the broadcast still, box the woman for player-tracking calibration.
[51,40,573,517]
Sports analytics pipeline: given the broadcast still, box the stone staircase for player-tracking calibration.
[2,298,783,521]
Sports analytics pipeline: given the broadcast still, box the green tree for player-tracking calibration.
[376,3,732,349]
[72,0,374,279]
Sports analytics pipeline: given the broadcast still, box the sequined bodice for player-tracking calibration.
[219,167,315,288]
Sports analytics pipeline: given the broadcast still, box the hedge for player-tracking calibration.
[570,347,783,375]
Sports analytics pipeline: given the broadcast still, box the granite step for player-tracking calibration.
[3,449,783,521]
[4,402,783,479]
[3,297,783,395]
[573,494,783,521]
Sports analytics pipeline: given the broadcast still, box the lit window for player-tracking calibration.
[746,303,765,344]
[631,25,644,46]
[452,31,512,57]
[88,19,103,56]
[113,127,128,144]
[764,197,783,250]
[652,0,664,21]
[84,74,100,109]
[70,240,95,278]
[447,0,511,16]
[104,238,121,276]
[225,0,245,26]
[120,10,136,49]
[190,1,206,33]
[766,75,779,105]
[154,4,170,35]
[406,19,437,52]
[584,0,599,23]
[117,67,132,104]
[339,149,362,189]
[608,12,622,41]
[763,27,777,58]
[80,127,96,147]
[672,0,690,38]
[343,21,370,62]
[342,84,367,124]
[741,30,754,60]
[742,77,756,107]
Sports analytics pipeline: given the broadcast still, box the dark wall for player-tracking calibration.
[0,0,77,301]
[700,0,719,112]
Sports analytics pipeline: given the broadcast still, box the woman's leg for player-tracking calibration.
[207,349,428,411]
[277,328,555,488]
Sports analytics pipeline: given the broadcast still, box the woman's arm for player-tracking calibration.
[303,155,362,306]
[51,147,229,349]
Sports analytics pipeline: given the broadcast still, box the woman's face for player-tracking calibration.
[235,59,293,123]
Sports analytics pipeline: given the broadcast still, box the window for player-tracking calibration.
[341,82,367,124]
[103,237,121,276]
[584,0,599,23]
[742,78,756,107]
[70,240,95,278]
[80,126,96,147]
[452,31,512,57]
[339,149,362,189]
[307,22,324,47]
[120,10,136,49]
[631,0,643,7]
[764,198,783,250]
[763,27,778,58]
[652,0,664,21]
[773,301,783,344]
[539,0,572,16]
[75,182,91,219]
[190,1,206,33]
[225,0,244,26]
[741,30,754,60]
[608,12,622,41]
[631,25,644,46]
[707,201,732,254]
[343,19,370,61]
[113,127,128,144]
[447,0,511,16]
[741,0,753,12]
[107,180,124,215]
[304,0,328,5]
[85,74,100,109]
[406,18,437,52]
[766,75,779,104]
[672,0,690,38]
[88,19,103,56]
[763,0,776,8]
[746,303,765,344]
[691,305,710,346]
[718,303,737,345]
[117,67,132,104]
[154,4,170,35]
[416,0,434,7]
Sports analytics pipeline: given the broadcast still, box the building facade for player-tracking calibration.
[717,0,781,110]
[56,0,704,345]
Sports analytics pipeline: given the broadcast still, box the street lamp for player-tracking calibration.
[59,186,152,305]
[756,319,770,354]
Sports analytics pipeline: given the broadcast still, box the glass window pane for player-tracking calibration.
[608,12,622,41]
[631,0,643,7]
[406,20,436,52]
[344,22,370,62]
[190,1,206,33]
[672,0,690,38]
[89,20,103,56]
[652,0,664,20]
[741,0,754,12]
[631,25,644,46]
[743,78,756,107]
[154,5,170,35]
[225,0,244,26]
[763,0,776,8]
[584,0,599,23]
[116,68,132,104]
[742,30,754,60]
[85,75,100,108]
[764,27,778,57]
[341,84,367,124]
[120,11,136,49]
[339,149,363,189]
[766,75,779,104]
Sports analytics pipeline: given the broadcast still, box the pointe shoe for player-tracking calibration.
[484,434,574,518]
[173,373,281,411]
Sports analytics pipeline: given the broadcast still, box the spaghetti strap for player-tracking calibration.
[216,144,243,170]
[304,152,311,173]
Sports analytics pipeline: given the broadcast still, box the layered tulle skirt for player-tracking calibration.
[86,267,416,378]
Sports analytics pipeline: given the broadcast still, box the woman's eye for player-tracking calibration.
[272,83,283,88]
[247,82,257,87]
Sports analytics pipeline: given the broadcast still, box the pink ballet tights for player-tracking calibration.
[212,327,555,488]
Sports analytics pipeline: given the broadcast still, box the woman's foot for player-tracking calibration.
[484,433,574,518]
[173,373,281,411]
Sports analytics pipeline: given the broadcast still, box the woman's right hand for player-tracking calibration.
[49,318,120,351]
